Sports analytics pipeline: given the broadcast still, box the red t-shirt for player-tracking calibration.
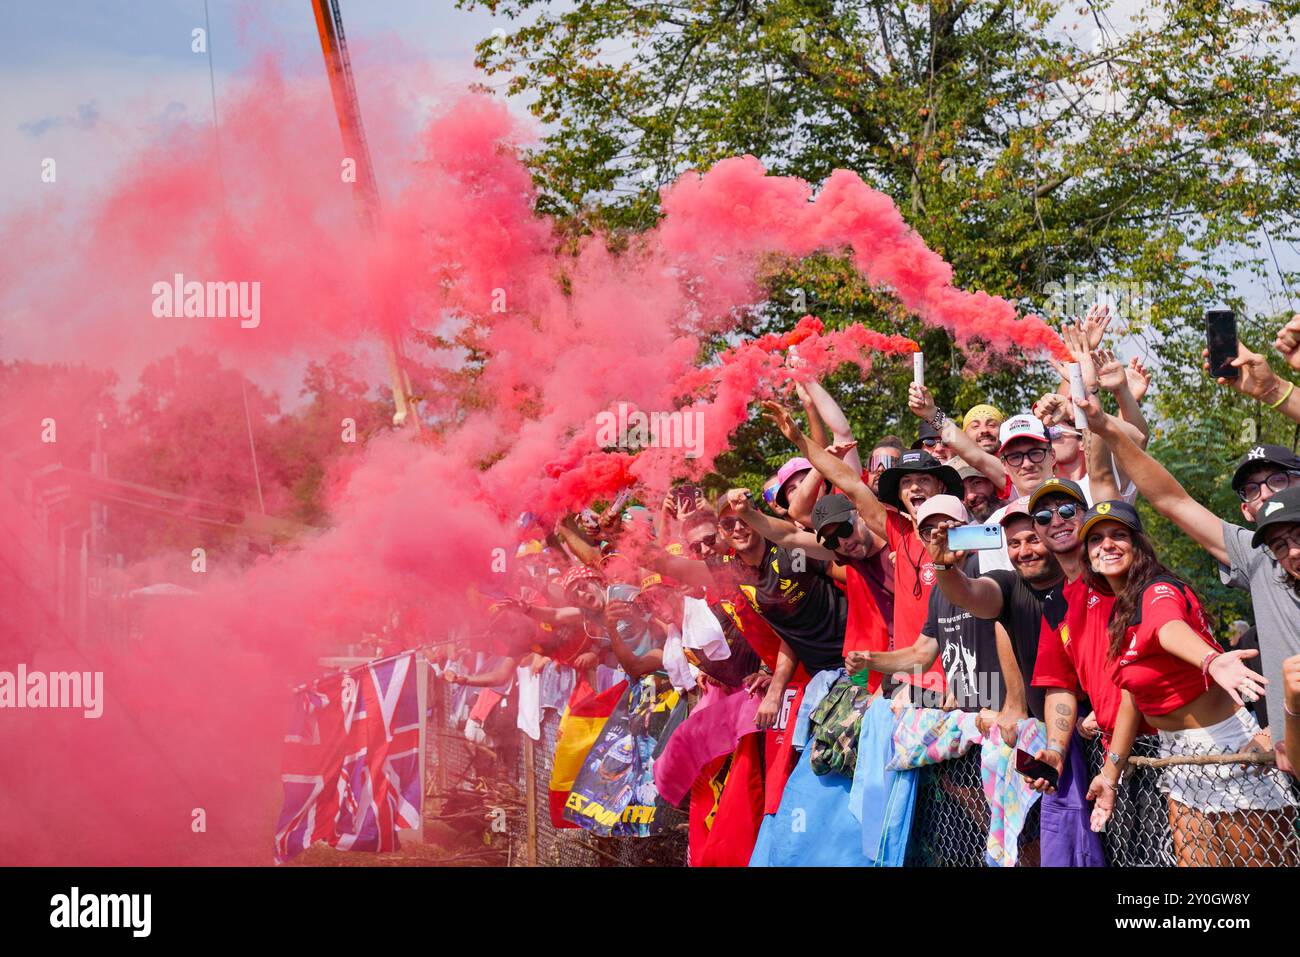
[1110,580,1222,717]
[885,509,945,691]
[1032,578,1153,745]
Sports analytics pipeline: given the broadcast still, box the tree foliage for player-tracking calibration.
[461,0,1300,626]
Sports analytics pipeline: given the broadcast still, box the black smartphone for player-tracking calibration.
[1205,308,1238,380]
[1014,748,1060,789]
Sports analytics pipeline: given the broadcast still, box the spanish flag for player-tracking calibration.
[547,676,629,828]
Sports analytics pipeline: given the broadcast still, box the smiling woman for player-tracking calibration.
[1080,500,1298,865]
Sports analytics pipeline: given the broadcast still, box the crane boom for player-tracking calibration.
[311,0,421,431]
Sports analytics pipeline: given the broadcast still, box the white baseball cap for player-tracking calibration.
[997,414,1049,455]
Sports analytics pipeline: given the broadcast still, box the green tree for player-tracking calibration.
[460,0,1300,615]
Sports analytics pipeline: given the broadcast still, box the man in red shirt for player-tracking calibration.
[764,401,962,699]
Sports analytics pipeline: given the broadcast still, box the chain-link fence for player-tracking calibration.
[1086,735,1300,867]
[425,672,1299,867]
[425,674,689,867]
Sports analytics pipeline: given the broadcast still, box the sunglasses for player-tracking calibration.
[762,485,779,505]
[817,520,853,551]
[869,453,898,473]
[688,534,718,555]
[1032,503,1079,526]
[1237,470,1300,504]
[920,437,942,449]
[1002,447,1049,468]
[719,516,743,534]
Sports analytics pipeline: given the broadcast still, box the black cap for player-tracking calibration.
[812,493,857,535]
[1028,477,1088,511]
[877,450,962,510]
[911,420,942,449]
[1231,445,1300,492]
[1250,486,1300,547]
[1078,500,1143,541]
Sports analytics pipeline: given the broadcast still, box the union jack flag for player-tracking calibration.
[274,652,422,863]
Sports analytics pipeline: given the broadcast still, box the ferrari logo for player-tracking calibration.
[1096,502,1111,514]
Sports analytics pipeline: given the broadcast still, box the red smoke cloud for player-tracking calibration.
[0,56,1063,864]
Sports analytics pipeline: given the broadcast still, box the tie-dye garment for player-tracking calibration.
[979,718,1046,867]
[888,707,1046,867]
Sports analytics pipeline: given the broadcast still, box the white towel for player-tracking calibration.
[515,666,542,740]
[681,597,730,662]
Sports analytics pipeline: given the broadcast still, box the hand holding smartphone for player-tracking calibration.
[1205,308,1239,380]
[1015,748,1060,789]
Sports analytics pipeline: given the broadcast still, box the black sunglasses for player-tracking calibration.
[688,534,718,555]
[1003,447,1049,468]
[817,520,853,550]
[1032,502,1079,526]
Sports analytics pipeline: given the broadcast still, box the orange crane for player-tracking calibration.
[311,0,422,432]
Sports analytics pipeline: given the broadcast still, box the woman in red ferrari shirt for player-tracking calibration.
[1079,501,1297,865]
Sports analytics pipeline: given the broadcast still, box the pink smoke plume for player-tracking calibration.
[0,55,1063,864]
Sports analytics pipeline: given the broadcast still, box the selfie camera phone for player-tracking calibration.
[1015,748,1060,789]
[946,523,1004,552]
[1205,308,1238,380]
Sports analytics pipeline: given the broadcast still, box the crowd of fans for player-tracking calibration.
[437,305,1300,867]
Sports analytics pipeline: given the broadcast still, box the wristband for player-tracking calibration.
[1269,380,1296,409]
[1202,650,1221,690]
[1046,743,1066,757]
[1285,699,1299,718]
[931,562,950,571]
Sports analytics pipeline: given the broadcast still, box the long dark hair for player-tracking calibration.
[1082,525,1201,659]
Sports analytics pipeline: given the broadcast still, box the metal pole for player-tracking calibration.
[523,732,538,867]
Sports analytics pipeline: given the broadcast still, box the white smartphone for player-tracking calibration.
[946,523,1005,551]
[913,352,925,388]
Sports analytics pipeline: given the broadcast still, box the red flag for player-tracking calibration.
[696,733,766,867]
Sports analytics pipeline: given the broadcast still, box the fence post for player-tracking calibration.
[523,731,538,867]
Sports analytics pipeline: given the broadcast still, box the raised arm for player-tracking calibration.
[801,379,864,474]
[554,515,602,567]
[1094,348,1150,449]
[763,401,888,540]
[794,381,831,451]
[908,382,1007,489]
[725,490,837,561]
[1080,399,1229,565]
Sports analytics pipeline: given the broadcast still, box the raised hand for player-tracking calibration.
[1032,392,1070,427]
[826,439,858,460]
[1125,357,1152,402]
[1202,341,1281,403]
[1081,301,1113,351]
[907,382,937,420]
[761,400,804,445]
[923,521,965,568]
[1274,313,1300,371]
[1092,348,1127,393]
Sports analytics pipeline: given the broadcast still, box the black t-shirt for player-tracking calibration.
[986,569,1060,722]
[923,557,1002,711]
[735,539,847,674]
